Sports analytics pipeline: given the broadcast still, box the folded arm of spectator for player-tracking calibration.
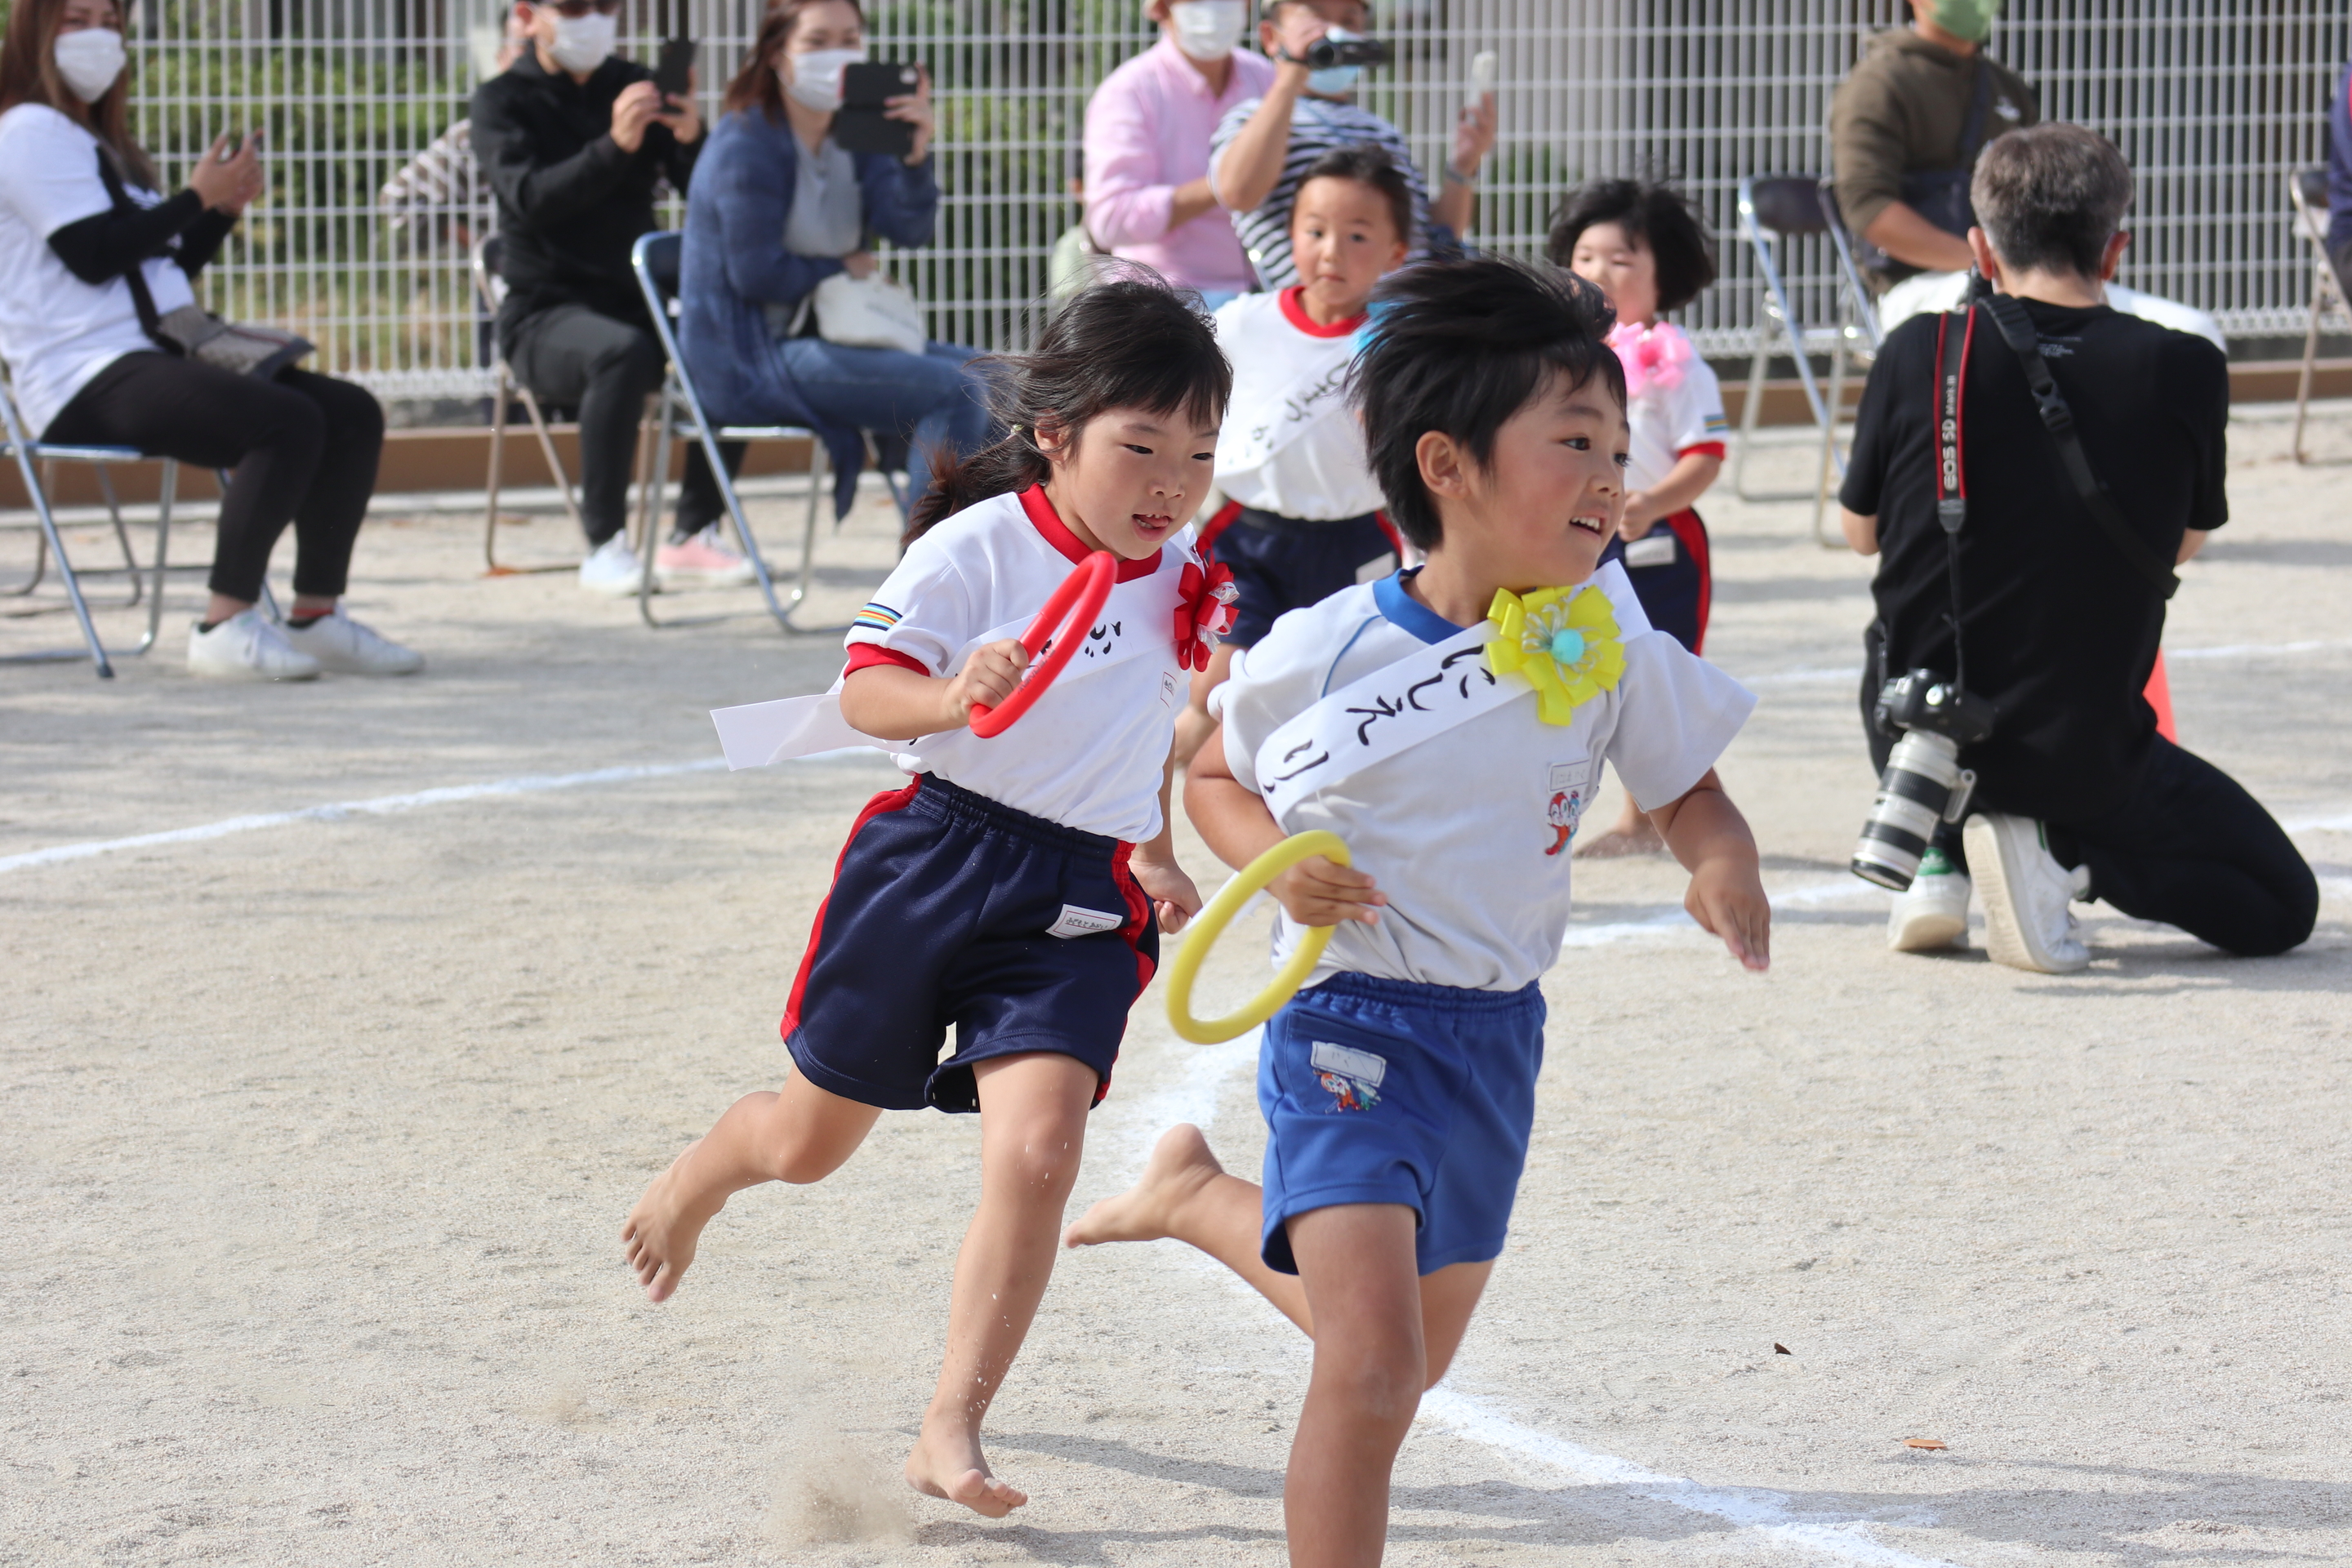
[46,190,206,285]
[470,88,637,228]
[857,151,940,250]
[1210,66,1308,214]
[706,136,844,306]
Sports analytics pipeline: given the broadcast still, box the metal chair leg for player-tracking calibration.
[3,506,47,596]
[2294,270,2323,466]
[522,386,586,537]
[92,465,144,607]
[483,365,510,568]
[781,439,849,635]
[137,459,176,654]
[0,438,111,676]
[1814,326,1854,546]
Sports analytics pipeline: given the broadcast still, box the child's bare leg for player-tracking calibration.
[1174,644,1239,768]
[1285,1203,1425,1568]
[1417,1260,1494,1388]
[1063,1123,1312,1332]
[905,1050,1097,1518]
[621,1071,881,1302]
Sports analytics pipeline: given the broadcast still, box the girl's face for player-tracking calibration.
[1290,176,1408,318]
[1569,220,1660,327]
[1448,372,1629,589]
[1042,405,1221,560]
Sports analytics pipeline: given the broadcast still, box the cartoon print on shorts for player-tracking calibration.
[1309,1041,1387,1113]
[1544,759,1593,856]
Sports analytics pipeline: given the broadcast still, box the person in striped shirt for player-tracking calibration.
[1206,0,1493,289]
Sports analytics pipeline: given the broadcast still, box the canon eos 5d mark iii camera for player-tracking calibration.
[1851,669,1997,892]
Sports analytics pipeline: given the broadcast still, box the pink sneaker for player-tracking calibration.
[654,525,758,586]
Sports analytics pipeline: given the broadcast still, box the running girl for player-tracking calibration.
[1177,145,1412,760]
[1549,177,1730,856]
[621,277,1232,1519]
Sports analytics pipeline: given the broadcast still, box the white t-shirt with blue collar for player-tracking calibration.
[1213,567,1755,991]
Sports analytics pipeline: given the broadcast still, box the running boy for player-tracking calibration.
[1549,178,1731,855]
[1177,145,1412,759]
[1067,257,1769,1567]
[622,278,1233,1519]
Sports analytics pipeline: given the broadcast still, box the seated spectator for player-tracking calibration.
[1082,0,1275,310]
[471,0,751,596]
[1209,0,1494,289]
[1831,0,2222,347]
[678,0,987,523]
[1839,124,2315,971]
[0,0,416,681]
[2330,60,2352,300]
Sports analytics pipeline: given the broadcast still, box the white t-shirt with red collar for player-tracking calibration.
[843,485,1196,844]
[1618,322,1730,494]
[1209,287,1382,522]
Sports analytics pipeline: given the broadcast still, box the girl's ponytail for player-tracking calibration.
[903,269,1232,546]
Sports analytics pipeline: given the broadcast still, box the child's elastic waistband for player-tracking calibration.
[1302,971,1544,1014]
[908,772,1128,857]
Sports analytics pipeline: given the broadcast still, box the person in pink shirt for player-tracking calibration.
[1083,1,1275,306]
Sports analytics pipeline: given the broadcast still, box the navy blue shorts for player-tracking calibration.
[1201,503,1403,648]
[782,773,1159,1114]
[1257,972,1546,1276]
[1598,507,1711,654]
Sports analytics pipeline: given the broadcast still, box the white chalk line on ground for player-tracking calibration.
[1112,1033,1967,1566]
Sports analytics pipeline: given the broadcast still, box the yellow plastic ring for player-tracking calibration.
[1164,830,1352,1045]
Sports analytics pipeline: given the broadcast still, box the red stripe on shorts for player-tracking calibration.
[781,775,923,1045]
[1663,508,1712,655]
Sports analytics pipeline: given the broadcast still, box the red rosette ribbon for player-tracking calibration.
[1174,559,1240,672]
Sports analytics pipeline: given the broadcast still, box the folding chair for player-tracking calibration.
[473,233,586,573]
[630,229,847,634]
[0,376,180,679]
[2288,167,2350,465]
[1732,175,1876,543]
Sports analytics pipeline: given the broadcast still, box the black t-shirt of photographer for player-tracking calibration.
[1840,298,2228,822]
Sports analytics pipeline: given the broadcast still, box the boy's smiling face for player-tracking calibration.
[1436,371,1630,591]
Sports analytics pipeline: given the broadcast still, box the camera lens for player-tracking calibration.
[1851,730,1967,890]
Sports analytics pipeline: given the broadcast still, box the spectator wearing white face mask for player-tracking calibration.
[1082,0,1276,309]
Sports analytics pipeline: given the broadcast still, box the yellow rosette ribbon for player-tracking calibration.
[1485,583,1624,724]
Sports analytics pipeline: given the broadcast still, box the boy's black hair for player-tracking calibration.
[1351,256,1623,551]
[906,268,1231,542]
[1291,143,1414,249]
[1544,177,1719,315]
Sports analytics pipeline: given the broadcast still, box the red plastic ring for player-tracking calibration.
[968,550,1117,738]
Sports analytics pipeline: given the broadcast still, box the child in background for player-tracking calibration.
[1176,144,1412,760]
[1067,258,1768,1568]
[622,278,1232,1520]
[1548,177,1730,856]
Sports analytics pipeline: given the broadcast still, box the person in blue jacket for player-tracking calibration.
[2329,61,2352,299]
[680,0,988,521]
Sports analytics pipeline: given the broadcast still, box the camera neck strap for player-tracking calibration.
[1976,292,2180,600]
[1931,305,1975,690]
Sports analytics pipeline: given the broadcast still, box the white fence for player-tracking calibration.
[124,0,2350,398]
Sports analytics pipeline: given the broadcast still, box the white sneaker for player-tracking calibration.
[281,608,424,675]
[186,608,321,681]
[654,524,758,586]
[577,534,648,596]
[1964,813,2091,974]
[1888,846,1971,952]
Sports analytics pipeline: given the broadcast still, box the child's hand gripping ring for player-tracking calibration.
[1165,831,1352,1045]
[969,550,1116,739]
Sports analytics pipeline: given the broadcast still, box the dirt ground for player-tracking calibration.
[3,411,2348,1567]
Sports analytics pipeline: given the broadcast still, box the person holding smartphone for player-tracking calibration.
[676,0,988,523]
[472,0,753,595]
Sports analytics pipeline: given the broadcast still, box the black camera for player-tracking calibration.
[1851,669,1997,891]
[1297,36,1392,68]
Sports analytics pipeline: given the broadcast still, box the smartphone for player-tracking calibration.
[219,130,261,161]
[1472,50,1497,94]
[653,36,696,100]
[834,61,922,158]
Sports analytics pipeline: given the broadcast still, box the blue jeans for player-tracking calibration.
[769,337,991,514]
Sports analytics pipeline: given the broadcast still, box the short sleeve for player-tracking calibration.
[0,111,113,236]
[1603,633,1757,810]
[1668,355,1728,456]
[2179,335,2230,533]
[1208,611,1332,795]
[1838,314,1927,517]
[842,539,978,676]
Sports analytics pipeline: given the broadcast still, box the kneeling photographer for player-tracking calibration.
[1838,123,2318,974]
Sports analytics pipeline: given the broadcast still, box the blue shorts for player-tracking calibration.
[1201,504,1403,648]
[782,773,1159,1113]
[1257,972,1546,1276]
[1598,507,1711,655]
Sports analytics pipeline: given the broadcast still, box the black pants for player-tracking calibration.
[1873,725,2318,958]
[45,353,382,604]
[505,303,733,546]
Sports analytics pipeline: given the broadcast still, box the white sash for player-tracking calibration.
[710,575,1172,770]
[1251,564,1651,816]
[1216,334,1360,475]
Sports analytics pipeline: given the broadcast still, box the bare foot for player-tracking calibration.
[1062,1123,1223,1249]
[1575,815,1666,859]
[619,1139,722,1303]
[905,1419,1027,1517]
